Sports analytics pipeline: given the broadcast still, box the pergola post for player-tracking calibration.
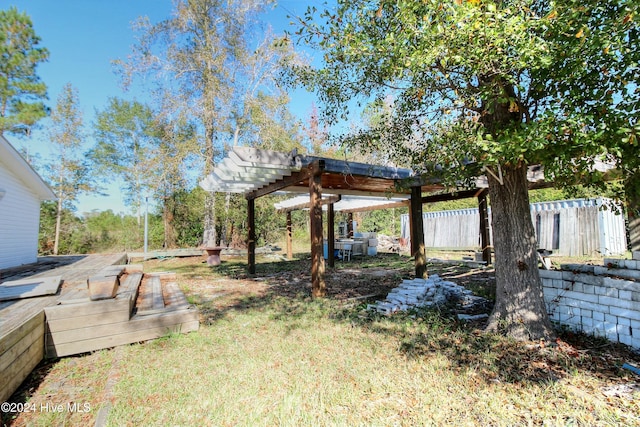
[327,202,335,268]
[309,161,326,297]
[286,211,293,260]
[410,186,427,279]
[478,189,492,264]
[347,212,354,238]
[247,197,256,275]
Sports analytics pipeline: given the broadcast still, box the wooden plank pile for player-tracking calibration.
[44,265,198,358]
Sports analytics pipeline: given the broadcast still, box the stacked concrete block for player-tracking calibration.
[368,274,480,315]
[540,252,640,351]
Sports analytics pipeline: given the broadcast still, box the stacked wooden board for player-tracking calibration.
[45,266,199,358]
[0,309,46,403]
[0,254,199,402]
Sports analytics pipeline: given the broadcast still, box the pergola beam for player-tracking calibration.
[246,168,314,200]
[410,186,427,279]
[308,161,326,297]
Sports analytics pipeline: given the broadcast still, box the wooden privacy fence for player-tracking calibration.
[401,198,627,256]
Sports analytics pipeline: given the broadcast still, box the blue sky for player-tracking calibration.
[5,0,325,215]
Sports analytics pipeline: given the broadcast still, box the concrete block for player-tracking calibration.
[561,264,595,274]
[563,298,604,313]
[554,279,568,289]
[597,267,640,281]
[599,287,619,298]
[619,334,633,346]
[572,282,584,293]
[632,337,640,350]
[603,258,625,269]
[581,309,593,318]
[599,295,637,310]
[593,311,605,321]
[581,317,594,328]
[539,270,563,280]
[605,314,618,325]
[630,319,640,330]
[632,251,640,261]
[563,290,600,304]
[624,260,639,270]
[617,324,632,336]
[562,271,602,286]
[617,316,631,326]
[632,292,640,302]
[582,284,596,295]
[559,311,577,323]
[592,322,605,337]
[605,330,619,343]
[619,290,633,301]
[602,277,639,292]
[609,306,640,321]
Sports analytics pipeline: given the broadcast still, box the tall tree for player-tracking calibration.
[289,0,638,341]
[92,98,161,224]
[0,7,49,136]
[116,0,276,247]
[45,83,95,255]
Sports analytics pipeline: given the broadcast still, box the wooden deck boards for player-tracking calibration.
[45,271,198,358]
[1,253,199,401]
[0,254,127,402]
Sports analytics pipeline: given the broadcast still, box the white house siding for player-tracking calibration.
[0,163,42,269]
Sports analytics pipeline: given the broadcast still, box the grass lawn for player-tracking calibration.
[3,251,640,426]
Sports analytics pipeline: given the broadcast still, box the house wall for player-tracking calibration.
[0,163,42,269]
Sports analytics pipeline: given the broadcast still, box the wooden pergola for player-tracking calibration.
[200,147,498,297]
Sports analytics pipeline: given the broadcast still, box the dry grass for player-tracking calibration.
[4,252,640,426]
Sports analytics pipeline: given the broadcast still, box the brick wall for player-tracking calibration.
[540,251,640,350]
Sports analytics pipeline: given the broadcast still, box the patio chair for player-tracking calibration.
[340,244,352,262]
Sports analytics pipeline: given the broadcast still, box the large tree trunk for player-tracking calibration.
[484,163,556,342]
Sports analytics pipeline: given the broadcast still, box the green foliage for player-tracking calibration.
[167,187,206,247]
[43,83,98,254]
[44,83,96,207]
[288,0,638,189]
[352,208,407,236]
[92,98,162,216]
[0,6,49,136]
[39,201,90,254]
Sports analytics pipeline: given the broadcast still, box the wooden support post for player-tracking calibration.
[248,198,256,275]
[410,186,427,279]
[347,212,354,238]
[478,189,491,265]
[309,161,326,297]
[327,202,335,268]
[286,211,293,260]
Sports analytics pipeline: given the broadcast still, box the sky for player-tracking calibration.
[4,0,325,216]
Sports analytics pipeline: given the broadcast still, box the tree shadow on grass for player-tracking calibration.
[346,305,640,387]
[155,254,640,388]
